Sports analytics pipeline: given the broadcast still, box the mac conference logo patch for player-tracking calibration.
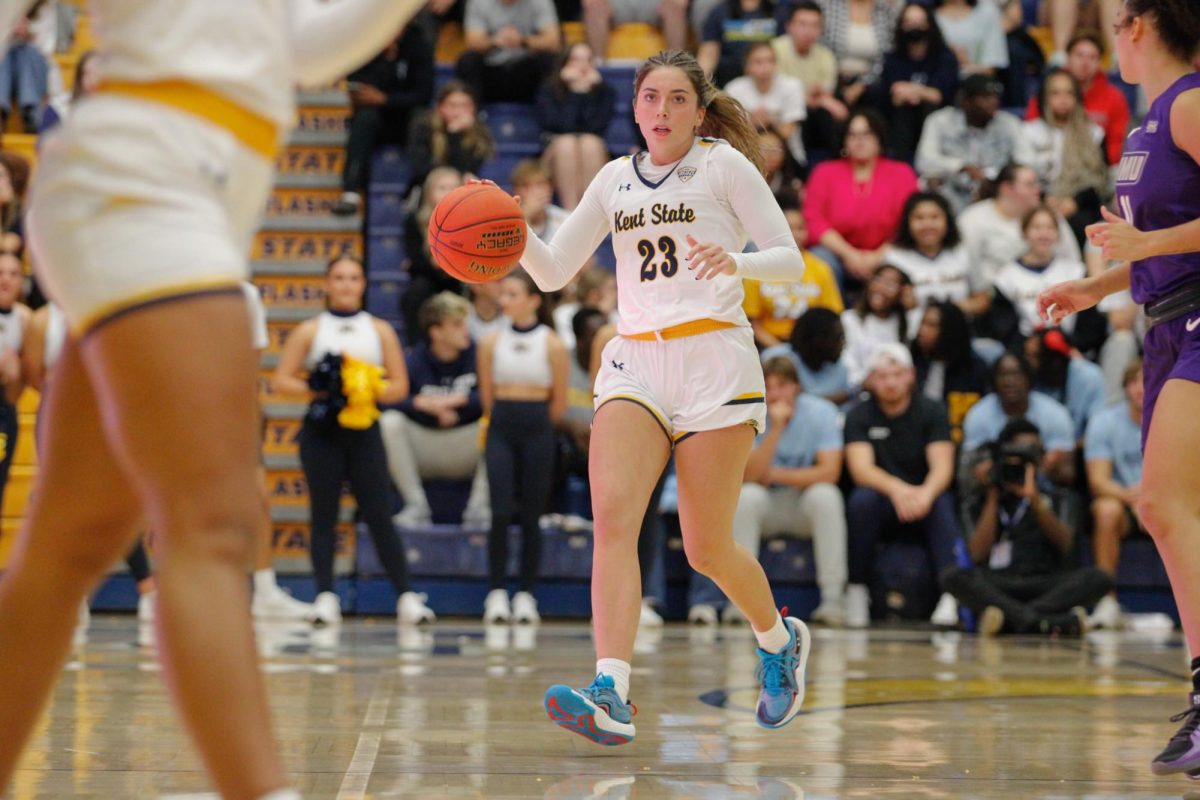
[677,166,697,182]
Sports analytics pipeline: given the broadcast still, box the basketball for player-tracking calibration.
[427,183,527,284]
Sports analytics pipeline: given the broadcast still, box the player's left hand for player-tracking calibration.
[1087,205,1154,262]
[685,235,736,280]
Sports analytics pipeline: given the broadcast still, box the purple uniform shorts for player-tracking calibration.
[1142,312,1200,447]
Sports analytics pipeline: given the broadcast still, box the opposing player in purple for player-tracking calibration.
[1037,0,1200,777]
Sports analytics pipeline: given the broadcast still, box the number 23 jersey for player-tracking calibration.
[586,137,793,336]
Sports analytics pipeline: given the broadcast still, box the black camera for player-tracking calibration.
[990,441,1042,488]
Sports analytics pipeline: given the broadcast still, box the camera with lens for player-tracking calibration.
[989,441,1042,488]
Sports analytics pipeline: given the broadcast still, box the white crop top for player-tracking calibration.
[491,324,553,388]
[305,310,383,370]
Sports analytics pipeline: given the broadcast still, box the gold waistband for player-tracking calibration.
[96,79,280,160]
[622,318,737,342]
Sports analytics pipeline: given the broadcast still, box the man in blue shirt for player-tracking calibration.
[688,357,848,625]
[380,292,489,528]
[1084,360,1144,629]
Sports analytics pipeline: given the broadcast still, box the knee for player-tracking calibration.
[1090,496,1124,533]
[684,539,728,578]
[582,0,611,15]
[738,482,770,513]
[847,486,885,517]
[805,482,845,516]
[1136,487,1188,542]
[661,0,688,15]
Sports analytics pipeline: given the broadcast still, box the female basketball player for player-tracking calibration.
[1036,0,1200,776]
[274,255,434,626]
[0,1,424,798]
[514,49,810,745]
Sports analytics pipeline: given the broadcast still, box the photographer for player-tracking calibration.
[942,418,1112,636]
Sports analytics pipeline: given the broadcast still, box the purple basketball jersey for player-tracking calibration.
[1116,72,1200,305]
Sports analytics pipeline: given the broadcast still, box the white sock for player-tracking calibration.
[754,614,791,653]
[596,658,631,703]
[258,790,302,800]
[254,568,278,595]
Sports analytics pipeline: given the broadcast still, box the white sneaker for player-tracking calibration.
[461,503,491,529]
[1089,595,1123,630]
[483,588,511,623]
[252,586,314,620]
[392,504,432,529]
[397,591,436,624]
[309,591,342,626]
[688,603,718,625]
[809,597,845,627]
[639,600,663,628]
[512,591,540,624]
[721,603,747,625]
[845,584,870,629]
[931,593,959,627]
[137,590,156,623]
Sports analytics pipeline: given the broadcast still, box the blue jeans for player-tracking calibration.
[0,42,47,115]
[846,486,961,586]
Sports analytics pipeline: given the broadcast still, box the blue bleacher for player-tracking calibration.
[482,103,542,157]
[366,230,406,273]
[365,271,407,319]
[367,188,406,229]
[371,146,413,186]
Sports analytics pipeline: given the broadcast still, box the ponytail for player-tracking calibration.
[700,92,765,174]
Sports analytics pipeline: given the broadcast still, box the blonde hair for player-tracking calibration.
[416,166,463,256]
[418,291,471,335]
[633,50,765,174]
[510,158,552,187]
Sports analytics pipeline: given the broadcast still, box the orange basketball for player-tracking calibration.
[427,184,527,284]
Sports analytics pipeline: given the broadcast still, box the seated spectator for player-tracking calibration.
[689,357,848,625]
[1042,0,1119,69]
[402,166,466,345]
[511,159,567,242]
[536,43,615,210]
[1025,31,1128,165]
[911,301,989,443]
[803,109,919,285]
[1022,69,1108,249]
[551,265,616,350]
[407,81,496,189]
[382,293,491,528]
[841,263,913,389]
[771,1,846,158]
[582,0,687,62]
[933,0,1009,77]
[744,192,843,348]
[759,127,803,195]
[845,343,962,626]
[958,163,1081,290]
[942,419,1111,636]
[993,204,1086,340]
[0,8,48,132]
[916,74,1034,212]
[1084,359,1143,630]
[868,2,958,163]
[725,42,808,165]
[332,25,434,217]
[697,0,780,88]
[1024,328,1105,441]
[559,307,608,476]
[762,306,852,406]
[886,191,988,325]
[819,0,898,108]
[961,351,1076,488]
[457,0,560,104]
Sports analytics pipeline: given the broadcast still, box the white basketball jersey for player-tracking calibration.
[89,0,295,129]
[599,138,752,336]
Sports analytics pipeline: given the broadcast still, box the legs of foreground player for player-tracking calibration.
[0,294,289,798]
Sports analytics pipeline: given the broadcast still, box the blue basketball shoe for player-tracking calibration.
[544,673,636,746]
[1153,693,1200,774]
[754,614,811,729]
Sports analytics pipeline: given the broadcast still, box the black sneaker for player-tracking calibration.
[331,192,361,217]
[1152,693,1200,774]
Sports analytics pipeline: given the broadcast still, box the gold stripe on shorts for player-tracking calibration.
[74,278,244,337]
[596,393,672,444]
[723,392,765,406]
[96,79,281,160]
[622,318,737,342]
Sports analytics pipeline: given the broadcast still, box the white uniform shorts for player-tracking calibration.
[29,93,276,335]
[593,324,766,445]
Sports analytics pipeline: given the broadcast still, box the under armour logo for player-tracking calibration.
[612,360,625,371]
[617,184,632,191]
